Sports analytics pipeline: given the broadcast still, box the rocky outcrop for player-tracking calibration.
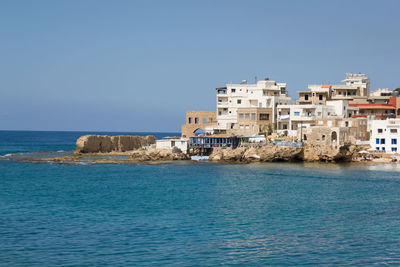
[130,148,190,161]
[209,143,355,163]
[209,146,303,162]
[75,135,156,153]
[302,143,356,162]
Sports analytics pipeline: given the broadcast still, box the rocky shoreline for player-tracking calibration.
[18,134,359,165]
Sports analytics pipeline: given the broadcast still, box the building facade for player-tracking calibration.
[369,119,400,153]
[181,111,217,138]
[315,117,369,141]
[215,78,291,134]
[276,100,356,137]
[297,73,370,105]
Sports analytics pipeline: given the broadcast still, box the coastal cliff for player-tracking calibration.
[75,135,156,154]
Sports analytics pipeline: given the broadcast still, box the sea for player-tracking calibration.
[1,130,400,266]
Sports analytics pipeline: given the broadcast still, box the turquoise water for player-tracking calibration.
[1,131,400,265]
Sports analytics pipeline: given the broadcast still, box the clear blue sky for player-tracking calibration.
[1,0,399,132]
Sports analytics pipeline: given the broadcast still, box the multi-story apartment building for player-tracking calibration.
[370,119,400,153]
[297,73,370,105]
[297,85,331,105]
[215,78,291,135]
[350,96,400,120]
[276,100,358,137]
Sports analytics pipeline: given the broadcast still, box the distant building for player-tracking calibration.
[369,119,400,153]
[297,73,370,105]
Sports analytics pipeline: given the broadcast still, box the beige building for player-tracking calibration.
[233,108,273,136]
[297,73,370,105]
[181,111,217,138]
[302,126,352,148]
[315,118,369,141]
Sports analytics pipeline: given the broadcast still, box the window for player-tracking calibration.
[322,135,326,141]
[195,117,199,124]
[381,138,385,144]
[319,94,323,100]
[188,117,192,124]
[305,95,309,100]
[171,141,175,146]
[378,129,383,133]
[259,114,270,120]
[391,129,397,134]
[251,113,256,120]
[245,113,250,119]
[382,147,386,151]
[376,138,380,144]
[237,99,241,104]
[203,117,207,124]
[294,112,300,116]
[392,139,397,145]
[239,113,244,119]
[231,89,236,93]
[376,147,380,151]
[392,147,398,152]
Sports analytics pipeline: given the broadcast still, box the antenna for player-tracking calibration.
[254,76,257,83]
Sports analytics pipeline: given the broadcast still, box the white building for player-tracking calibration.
[215,78,291,131]
[156,138,188,154]
[277,100,358,137]
[340,73,370,98]
[369,119,400,153]
[370,88,391,97]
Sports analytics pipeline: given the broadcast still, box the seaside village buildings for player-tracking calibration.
[157,73,400,154]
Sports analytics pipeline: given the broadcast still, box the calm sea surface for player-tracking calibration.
[1,131,400,266]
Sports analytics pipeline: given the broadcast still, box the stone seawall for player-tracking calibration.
[75,135,156,154]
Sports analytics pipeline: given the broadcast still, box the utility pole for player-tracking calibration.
[300,120,303,142]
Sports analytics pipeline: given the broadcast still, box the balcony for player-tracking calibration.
[278,115,290,121]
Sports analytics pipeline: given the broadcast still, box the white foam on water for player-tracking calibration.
[57,150,65,153]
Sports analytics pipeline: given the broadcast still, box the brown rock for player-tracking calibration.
[75,135,156,154]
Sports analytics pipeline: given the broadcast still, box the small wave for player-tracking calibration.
[57,150,65,153]
[1,154,13,157]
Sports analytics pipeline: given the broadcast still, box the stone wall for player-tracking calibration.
[75,135,156,153]
[181,111,217,138]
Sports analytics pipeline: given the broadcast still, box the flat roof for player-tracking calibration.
[191,134,236,138]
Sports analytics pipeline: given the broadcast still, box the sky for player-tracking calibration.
[1,0,399,132]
